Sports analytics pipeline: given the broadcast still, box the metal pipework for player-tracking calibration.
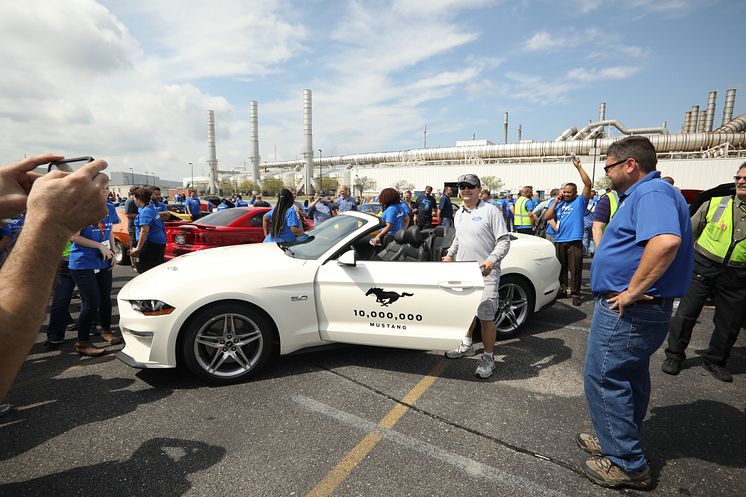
[697,110,707,135]
[503,112,509,144]
[571,119,669,140]
[303,89,314,195]
[260,131,746,169]
[555,127,578,141]
[722,88,736,127]
[714,113,746,133]
[705,91,717,132]
[682,111,691,134]
[518,124,523,142]
[689,105,700,133]
[207,110,218,194]
[249,101,260,185]
[599,102,606,121]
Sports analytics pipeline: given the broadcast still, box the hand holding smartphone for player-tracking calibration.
[47,156,94,173]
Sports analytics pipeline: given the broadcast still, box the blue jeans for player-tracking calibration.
[582,214,594,256]
[583,295,672,472]
[440,217,453,228]
[46,261,76,342]
[70,268,113,342]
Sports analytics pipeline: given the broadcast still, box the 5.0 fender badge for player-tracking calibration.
[365,287,413,307]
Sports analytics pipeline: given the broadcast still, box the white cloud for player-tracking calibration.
[566,66,641,83]
[522,28,603,53]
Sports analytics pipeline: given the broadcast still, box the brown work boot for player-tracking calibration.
[583,457,651,489]
[75,341,108,357]
[100,331,123,346]
[575,433,602,456]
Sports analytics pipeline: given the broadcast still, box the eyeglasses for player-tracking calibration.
[458,183,478,190]
[604,157,629,174]
[734,175,746,181]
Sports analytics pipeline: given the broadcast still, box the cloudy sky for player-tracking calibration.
[1,0,744,181]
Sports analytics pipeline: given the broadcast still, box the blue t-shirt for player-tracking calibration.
[236,199,248,207]
[69,203,119,270]
[414,195,436,220]
[135,204,167,245]
[217,202,229,211]
[335,196,358,212]
[0,215,25,267]
[152,200,168,214]
[264,208,301,243]
[438,195,453,219]
[590,171,694,297]
[399,200,411,217]
[310,200,334,225]
[544,199,558,237]
[554,195,589,242]
[185,197,201,216]
[381,203,405,235]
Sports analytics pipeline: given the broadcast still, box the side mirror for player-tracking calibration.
[337,249,356,267]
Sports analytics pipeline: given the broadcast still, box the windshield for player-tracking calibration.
[194,208,250,226]
[282,215,369,260]
[358,203,380,214]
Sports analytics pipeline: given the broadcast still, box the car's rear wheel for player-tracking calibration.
[180,303,276,384]
[494,275,534,340]
[114,239,130,265]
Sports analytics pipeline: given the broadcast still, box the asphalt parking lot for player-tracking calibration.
[1,261,744,497]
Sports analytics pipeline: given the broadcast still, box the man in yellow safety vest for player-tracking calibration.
[591,188,619,248]
[662,162,746,382]
[511,185,538,235]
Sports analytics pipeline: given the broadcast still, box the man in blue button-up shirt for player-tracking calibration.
[578,136,693,490]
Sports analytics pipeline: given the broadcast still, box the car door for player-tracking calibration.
[315,257,484,351]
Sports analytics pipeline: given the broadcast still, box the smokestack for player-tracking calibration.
[249,101,260,184]
[705,91,717,132]
[722,88,736,126]
[689,105,700,133]
[661,121,667,130]
[599,102,606,121]
[682,111,690,133]
[518,124,522,142]
[697,110,707,135]
[303,89,313,195]
[207,110,218,194]
[503,112,508,144]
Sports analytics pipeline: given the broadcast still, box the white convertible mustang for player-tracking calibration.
[117,211,560,383]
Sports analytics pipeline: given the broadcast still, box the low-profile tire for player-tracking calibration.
[494,275,534,340]
[180,302,277,384]
[114,239,130,265]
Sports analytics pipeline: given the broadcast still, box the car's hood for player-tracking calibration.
[119,242,305,299]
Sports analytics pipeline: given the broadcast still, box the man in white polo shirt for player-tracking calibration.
[443,173,511,378]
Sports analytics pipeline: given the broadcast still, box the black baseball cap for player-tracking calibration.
[457,174,481,188]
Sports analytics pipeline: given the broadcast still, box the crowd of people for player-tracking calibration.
[1,138,744,490]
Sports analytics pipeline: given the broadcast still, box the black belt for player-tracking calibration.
[601,291,672,305]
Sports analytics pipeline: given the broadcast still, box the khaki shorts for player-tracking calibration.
[476,274,500,321]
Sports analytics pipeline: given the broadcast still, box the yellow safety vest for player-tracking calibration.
[514,196,532,227]
[695,196,746,267]
[601,191,619,232]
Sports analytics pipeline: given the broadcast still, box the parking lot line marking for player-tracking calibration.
[295,395,567,497]
[304,359,449,497]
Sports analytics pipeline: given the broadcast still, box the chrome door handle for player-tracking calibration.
[438,281,474,291]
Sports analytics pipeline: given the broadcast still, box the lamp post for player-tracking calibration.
[150,172,155,188]
[145,172,149,186]
[318,149,322,194]
[129,167,134,185]
[188,162,193,189]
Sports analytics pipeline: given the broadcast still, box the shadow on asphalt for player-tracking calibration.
[0,375,171,462]
[645,399,746,476]
[0,438,225,497]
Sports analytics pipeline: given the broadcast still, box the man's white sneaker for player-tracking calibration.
[445,342,476,359]
[474,354,496,379]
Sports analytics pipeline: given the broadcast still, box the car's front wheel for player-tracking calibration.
[114,239,130,265]
[180,302,277,384]
[494,275,534,340]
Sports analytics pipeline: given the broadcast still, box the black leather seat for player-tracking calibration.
[429,225,456,261]
[376,226,429,261]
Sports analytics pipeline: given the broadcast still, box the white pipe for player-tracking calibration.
[303,89,313,195]
[207,110,218,194]
[705,91,717,132]
[714,113,746,133]
[249,101,260,185]
[260,132,746,169]
[722,88,736,127]
[689,105,700,133]
[571,119,669,140]
[555,127,578,141]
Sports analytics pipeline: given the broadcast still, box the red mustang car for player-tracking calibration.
[165,206,313,260]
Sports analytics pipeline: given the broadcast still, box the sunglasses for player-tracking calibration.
[734,176,746,181]
[458,182,478,190]
[604,158,629,173]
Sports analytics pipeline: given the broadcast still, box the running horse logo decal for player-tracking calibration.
[365,287,414,307]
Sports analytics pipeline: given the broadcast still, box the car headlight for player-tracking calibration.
[130,300,175,316]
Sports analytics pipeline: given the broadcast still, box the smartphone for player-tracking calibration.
[48,156,94,173]
[570,153,576,161]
